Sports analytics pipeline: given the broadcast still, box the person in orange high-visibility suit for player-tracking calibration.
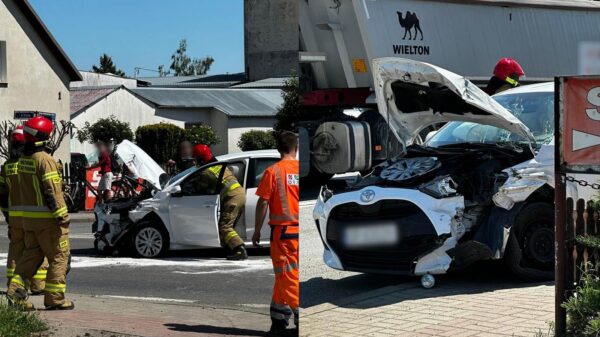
[253,131,299,336]
[0,126,48,294]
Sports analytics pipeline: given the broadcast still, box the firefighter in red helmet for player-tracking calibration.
[1,126,49,295]
[193,144,248,260]
[6,116,73,310]
[485,57,525,95]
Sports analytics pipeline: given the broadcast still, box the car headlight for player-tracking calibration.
[419,176,458,199]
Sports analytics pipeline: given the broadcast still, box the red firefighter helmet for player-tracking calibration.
[23,116,53,143]
[193,144,214,164]
[11,125,25,144]
[493,58,525,85]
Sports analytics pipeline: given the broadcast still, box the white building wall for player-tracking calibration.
[70,89,161,156]
[0,0,72,162]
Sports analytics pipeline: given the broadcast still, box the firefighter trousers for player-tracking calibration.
[270,225,299,328]
[219,192,246,250]
[7,224,70,307]
[7,222,49,292]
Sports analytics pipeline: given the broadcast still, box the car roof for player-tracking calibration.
[493,82,554,96]
[215,149,279,161]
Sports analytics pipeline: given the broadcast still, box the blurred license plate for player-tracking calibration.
[343,224,398,248]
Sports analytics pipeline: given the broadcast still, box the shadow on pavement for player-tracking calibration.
[164,323,266,336]
[302,261,554,309]
[69,247,271,259]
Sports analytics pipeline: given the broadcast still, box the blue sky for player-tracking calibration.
[28,0,244,77]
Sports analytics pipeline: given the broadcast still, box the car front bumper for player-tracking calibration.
[313,185,464,275]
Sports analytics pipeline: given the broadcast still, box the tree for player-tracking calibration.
[157,65,170,77]
[76,115,134,146]
[237,130,276,151]
[274,76,300,132]
[92,54,126,77]
[170,39,214,76]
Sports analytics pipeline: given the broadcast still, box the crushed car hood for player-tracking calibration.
[373,58,536,145]
[115,140,167,190]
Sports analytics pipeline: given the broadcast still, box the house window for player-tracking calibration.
[0,41,6,85]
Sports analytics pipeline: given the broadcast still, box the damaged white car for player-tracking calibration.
[93,140,278,258]
[313,58,556,287]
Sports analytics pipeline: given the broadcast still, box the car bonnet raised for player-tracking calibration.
[373,57,536,146]
[115,140,168,190]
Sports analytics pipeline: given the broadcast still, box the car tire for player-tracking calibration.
[505,202,554,281]
[94,237,112,256]
[130,221,169,258]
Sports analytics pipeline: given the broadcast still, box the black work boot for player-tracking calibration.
[267,319,287,337]
[7,288,35,311]
[226,245,248,260]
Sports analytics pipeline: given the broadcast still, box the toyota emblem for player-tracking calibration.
[360,189,375,202]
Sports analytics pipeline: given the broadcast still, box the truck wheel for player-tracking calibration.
[130,221,169,258]
[505,202,554,281]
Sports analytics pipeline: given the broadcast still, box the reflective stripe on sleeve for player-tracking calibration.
[53,206,68,218]
[42,171,60,181]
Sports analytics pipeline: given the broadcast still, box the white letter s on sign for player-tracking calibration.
[586,87,600,121]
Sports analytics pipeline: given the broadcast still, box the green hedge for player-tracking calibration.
[135,123,219,163]
[237,130,276,151]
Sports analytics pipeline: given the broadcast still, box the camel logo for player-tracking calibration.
[392,10,429,56]
[397,11,423,41]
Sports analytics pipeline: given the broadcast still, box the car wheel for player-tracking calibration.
[505,202,554,281]
[130,221,169,258]
[94,237,112,256]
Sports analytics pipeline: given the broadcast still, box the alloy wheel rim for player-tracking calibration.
[135,227,163,257]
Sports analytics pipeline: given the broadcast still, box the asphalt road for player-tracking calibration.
[299,177,541,309]
[0,221,274,314]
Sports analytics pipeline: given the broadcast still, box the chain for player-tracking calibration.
[562,174,600,190]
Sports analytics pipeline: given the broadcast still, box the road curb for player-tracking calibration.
[301,283,418,316]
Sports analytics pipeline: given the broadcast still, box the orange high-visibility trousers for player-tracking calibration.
[270,225,299,328]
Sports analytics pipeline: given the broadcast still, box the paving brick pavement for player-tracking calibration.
[300,282,554,337]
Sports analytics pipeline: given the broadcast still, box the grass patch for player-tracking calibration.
[0,299,48,337]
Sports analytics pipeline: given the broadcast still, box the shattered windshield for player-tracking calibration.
[426,91,554,147]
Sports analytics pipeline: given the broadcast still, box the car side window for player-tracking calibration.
[248,158,279,188]
[227,161,246,187]
[180,164,224,196]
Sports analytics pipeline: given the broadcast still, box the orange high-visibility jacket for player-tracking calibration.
[256,159,299,225]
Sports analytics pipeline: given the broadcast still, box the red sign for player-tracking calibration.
[563,77,600,166]
[85,168,101,211]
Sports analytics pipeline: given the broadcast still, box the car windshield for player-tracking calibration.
[166,166,198,187]
[426,91,554,148]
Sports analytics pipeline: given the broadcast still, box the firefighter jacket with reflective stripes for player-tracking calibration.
[0,158,19,215]
[197,165,243,200]
[9,150,69,228]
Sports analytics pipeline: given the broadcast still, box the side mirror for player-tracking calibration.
[170,185,183,197]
